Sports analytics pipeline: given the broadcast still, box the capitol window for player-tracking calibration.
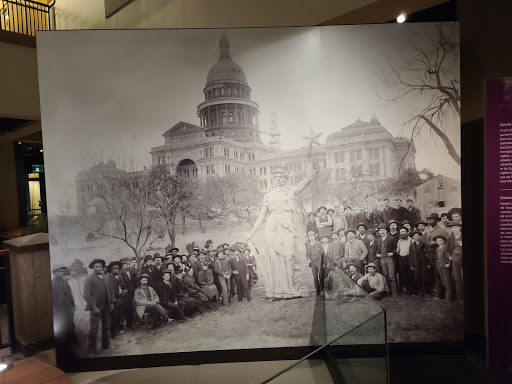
[227,87,232,96]
[234,88,238,96]
[221,88,225,96]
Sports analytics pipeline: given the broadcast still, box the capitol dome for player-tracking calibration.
[206,35,247,85]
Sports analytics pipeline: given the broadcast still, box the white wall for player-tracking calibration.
[54,0,376,30]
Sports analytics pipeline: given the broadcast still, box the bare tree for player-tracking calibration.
[148,165,190,248]
[187,173,261,235]
[379,23,460,166]
[68,168,165,274]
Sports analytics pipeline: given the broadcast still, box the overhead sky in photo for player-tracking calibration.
[37,24,460,214]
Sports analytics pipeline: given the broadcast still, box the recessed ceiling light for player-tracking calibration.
[40,149,43,152]
[397,14,406,23]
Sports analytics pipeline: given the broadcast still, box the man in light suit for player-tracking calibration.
[306,231,324,295]
[83,258,115,354]
[327,231,345,268]
[134,274,172,326]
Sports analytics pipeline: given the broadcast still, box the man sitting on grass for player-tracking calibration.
[357,263,388,300]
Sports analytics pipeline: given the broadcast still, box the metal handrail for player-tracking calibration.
[0,0,55,37]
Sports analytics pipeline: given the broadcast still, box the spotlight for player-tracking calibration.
[17,142,21,144]
[0,363,14,374]
[397,14,406,23]
[40,149,43,152]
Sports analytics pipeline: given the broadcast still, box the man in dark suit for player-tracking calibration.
[376,224,398,297]
[107,261,127,338]
[369,203,385,230]
[228,248,251,302]
[395,198,409,224]
[353,204,371,229]
[152,253,166,285]
[141,255,156,287]
[344,206,357,231]
[406,199,422,229]
[52,264,76,347]
[306,231,324,295]
[156,269,188,322]
[120,257,136,329]
[382,198,395,224]
[83,258,115,354]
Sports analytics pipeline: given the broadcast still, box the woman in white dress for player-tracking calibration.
[246,157,315,301]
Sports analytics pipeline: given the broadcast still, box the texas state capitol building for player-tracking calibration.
[77,35,416,212]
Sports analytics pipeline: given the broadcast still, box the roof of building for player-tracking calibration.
[163,121,205,137]
[75,160,126,181]
[206,35,247,86]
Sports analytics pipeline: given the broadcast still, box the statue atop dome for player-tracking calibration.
[219,34,231,60]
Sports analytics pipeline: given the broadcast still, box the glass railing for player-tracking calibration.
[262,258,388,383]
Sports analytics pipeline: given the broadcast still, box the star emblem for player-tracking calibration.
[302,129,323,148]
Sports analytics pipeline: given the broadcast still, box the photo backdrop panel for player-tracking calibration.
[37,23,461,368]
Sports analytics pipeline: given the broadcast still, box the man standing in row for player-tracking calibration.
[52,264,76,347]
[306,231,324,295]
[107,261,126,339]
[83,258,115,354]
[376,224,397,297]
[329,207,348,235]
[344,229,368,274]
[327,231,344,268]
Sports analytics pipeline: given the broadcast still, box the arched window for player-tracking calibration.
[215,88,219,96]
[234,88,238,96]
[227,87,232,96]
[221,87,225,96]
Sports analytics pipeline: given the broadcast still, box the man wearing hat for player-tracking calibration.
[347,263,363,282]
[356,222,370,248]
[344,229,368,275]
[306,231,325,295]
[327,231,345,269]
[156,269,188,322]
[447,221,463,302]
[134,274,172,326]
[448,208,462,224]
[353,204,371,229]
[376,224,398,297]
[409,230,428,296]
[415,220,430,243]
[152,253,166,284]
[83,258,115,354]
[432,234,453,301]
[357,263,388,300]
[316,206,333,241]
[141,255,156,287]
[52,264,76,346]
[107,261,127,338]
[365,229,381,273]
[426,213,450,289]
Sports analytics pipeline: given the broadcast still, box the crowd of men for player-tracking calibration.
[51,242,257,354]
[51,197,462,355]
[304,198,463,303]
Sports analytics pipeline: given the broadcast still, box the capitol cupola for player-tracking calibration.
[197,35,261,143]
